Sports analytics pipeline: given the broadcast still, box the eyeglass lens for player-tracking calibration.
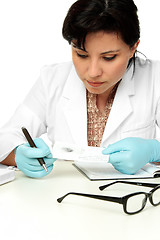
[126,193,147,214]
[151,187,160,205]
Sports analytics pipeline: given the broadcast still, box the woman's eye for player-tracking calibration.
[103,55,116,61]
[76,52,88,58]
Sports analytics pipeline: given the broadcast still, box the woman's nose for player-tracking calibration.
[88,60,102,78]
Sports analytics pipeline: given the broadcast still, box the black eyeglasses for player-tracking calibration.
[57,181,160,215]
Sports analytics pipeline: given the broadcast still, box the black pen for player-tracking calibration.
[21,127,48,173]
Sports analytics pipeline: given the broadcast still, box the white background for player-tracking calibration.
[0,0,160,126]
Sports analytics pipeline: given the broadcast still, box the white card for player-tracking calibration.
[52,141,109,162]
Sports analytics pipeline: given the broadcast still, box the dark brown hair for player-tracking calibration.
[62,0,140,67]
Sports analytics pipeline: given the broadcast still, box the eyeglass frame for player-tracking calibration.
[57,181,160,215]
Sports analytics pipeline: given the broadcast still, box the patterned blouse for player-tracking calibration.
[87,83,119,147]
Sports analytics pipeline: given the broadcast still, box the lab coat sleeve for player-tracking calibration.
[155,61,160,140]
[0,69,48,162]
[156,97,160,129]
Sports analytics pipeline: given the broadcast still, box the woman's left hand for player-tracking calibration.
[102,137,160,174]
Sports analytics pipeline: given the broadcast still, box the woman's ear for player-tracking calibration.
[130,39,140,58]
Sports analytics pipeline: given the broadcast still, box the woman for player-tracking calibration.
[0,0,160,177]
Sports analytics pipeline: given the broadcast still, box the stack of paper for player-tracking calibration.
[0,164,15,185]
[73,162,160,180]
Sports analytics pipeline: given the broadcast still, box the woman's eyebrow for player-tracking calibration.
[101,50,120,55]
[71,42,120,54]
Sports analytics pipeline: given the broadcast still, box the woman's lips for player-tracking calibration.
[87,80,104,87]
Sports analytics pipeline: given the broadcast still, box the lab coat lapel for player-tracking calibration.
[102,65,135,143]
[62,66,88,146]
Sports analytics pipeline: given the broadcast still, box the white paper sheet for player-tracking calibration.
[52,141,109,162]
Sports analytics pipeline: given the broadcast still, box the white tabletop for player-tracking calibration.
[0,160,160,240]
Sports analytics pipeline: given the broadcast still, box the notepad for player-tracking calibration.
[73,162,160,181]
[0,164,15,185]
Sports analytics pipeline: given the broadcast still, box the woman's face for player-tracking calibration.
[72,31,139,95]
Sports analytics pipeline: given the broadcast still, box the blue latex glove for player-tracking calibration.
[15,138,56,178]
[102,137,160,174]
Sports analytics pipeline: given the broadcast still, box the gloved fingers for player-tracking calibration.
[32,138,51,151]
[17,160,53,171]
[17,156,56,168]
[45,153,55,159]
[17,162,43,171]
[24,138,50,150]
[102,143,126,155]
[18,142,51,159]
[102,138,139,155]
[17,164,53,178]
[111,162,138,175]
[108,151,127,164]
[108,151,139,175]
[43,157,57,166]
[111,163,131,175]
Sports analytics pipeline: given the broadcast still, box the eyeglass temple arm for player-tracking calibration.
[57,192,122,204]
[99,180,159,191]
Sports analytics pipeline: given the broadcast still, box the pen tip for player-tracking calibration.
[43,164,48,173]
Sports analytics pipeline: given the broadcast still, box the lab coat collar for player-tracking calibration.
[62,64,88,146]
[101,63,135,145]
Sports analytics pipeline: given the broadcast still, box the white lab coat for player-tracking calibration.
[0,57,160,161]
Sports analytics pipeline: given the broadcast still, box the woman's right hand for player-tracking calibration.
[15,138,56,178]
